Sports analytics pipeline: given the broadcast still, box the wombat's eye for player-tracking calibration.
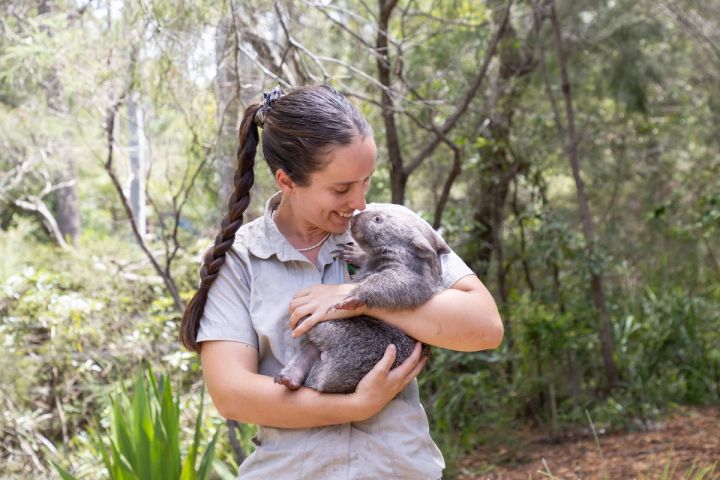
[373,216,382,223]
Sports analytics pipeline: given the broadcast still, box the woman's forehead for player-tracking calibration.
[316,137,376,182]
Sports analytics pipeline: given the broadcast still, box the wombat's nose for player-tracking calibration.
[350,210,366,226]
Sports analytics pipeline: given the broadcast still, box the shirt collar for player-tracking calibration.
[244,191,353,266]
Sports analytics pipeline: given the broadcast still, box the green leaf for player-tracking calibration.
[109,438,138,480]
[191,388,207,473]
[180,455,197,480]
[91,424,114,475]
[212,459,237,480]
[51,461,79,480]
[112,396,137,470]
[162,375,181,457]
[131,370,153,479]
[196,428,220,480]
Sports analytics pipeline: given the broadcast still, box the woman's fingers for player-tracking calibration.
[404,355,428,385]
[292,314,321,337]
[288,297,301,313]
[352,343,428,420]
[388,342,422,378]
[289,304,311,329]
[373,344,397,375]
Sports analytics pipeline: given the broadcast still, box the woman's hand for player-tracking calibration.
[289,284,366,337]
[351,342,427,421]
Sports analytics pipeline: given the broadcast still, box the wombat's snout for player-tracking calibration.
[350,213,364,239]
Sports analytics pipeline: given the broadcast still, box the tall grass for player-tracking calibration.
[52,366,219,479]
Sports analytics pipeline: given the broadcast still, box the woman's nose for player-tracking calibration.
[349,186,366,212]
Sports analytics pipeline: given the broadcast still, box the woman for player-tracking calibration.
[180,85,503,479]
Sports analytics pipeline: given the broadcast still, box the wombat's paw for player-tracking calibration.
[334,295,365,311]
[274,374,302,390]
[331,242,366,266]
[329,241,353,256]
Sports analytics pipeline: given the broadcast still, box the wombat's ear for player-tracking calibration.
[412,234,437,259]
[432,230,451,256]
[412,231,448,278]
[413,224,451,258]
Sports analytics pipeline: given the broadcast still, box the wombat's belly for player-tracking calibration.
[304,316,419,393]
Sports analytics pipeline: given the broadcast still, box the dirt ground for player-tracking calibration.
[457,406,719,479]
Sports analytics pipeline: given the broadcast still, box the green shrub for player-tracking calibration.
[52,366,219,480]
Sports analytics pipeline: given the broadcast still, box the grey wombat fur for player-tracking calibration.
[274,204,450,394]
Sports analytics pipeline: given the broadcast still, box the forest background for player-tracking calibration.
[1,0,719,478]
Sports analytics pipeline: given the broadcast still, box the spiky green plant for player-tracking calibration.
[53,366,219,479]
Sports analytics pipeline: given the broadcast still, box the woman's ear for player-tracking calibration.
[275,169,294,194]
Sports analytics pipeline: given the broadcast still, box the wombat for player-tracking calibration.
[274,204,451,394]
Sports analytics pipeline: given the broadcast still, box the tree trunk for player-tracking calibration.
[547,0,619,390]
[39,0,80,246]
[55,157,80,245]
[127,91,147,239]
[511,178,535,292]
[468,7,535,352]
[470,3,531,274]
[375,0,407,205]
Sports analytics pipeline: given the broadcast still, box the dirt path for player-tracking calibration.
[458,407,719,479]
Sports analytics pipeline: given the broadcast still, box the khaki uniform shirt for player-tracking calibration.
[197,192,474,479]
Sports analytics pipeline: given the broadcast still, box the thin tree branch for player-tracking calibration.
[274,2,329,83]
[103,92,185,313]
[309,2,380,55]
[432,140,463,229]
[405,0,513,176]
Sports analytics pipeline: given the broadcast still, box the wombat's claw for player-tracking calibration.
[274,374,302,390]
[334,296,364,311]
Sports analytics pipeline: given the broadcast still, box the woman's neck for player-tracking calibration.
[272,201,330,249]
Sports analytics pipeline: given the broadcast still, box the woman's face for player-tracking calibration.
[289,135,376,234]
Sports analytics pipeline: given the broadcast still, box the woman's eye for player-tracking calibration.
[334,189,350,195]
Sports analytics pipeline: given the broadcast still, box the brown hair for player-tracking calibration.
[180,85,371,352]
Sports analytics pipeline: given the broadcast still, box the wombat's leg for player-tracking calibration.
[336,271,436,311]
[305,350,371,394]
[330,242,368,270]
[274,341,321,391]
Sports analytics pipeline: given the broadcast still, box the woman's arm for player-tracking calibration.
[200,340,426,428]
[289,275,503,352]
[366,275,503,351]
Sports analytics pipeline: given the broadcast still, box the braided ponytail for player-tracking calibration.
[180,85,372,352]
[180,102,261,352]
